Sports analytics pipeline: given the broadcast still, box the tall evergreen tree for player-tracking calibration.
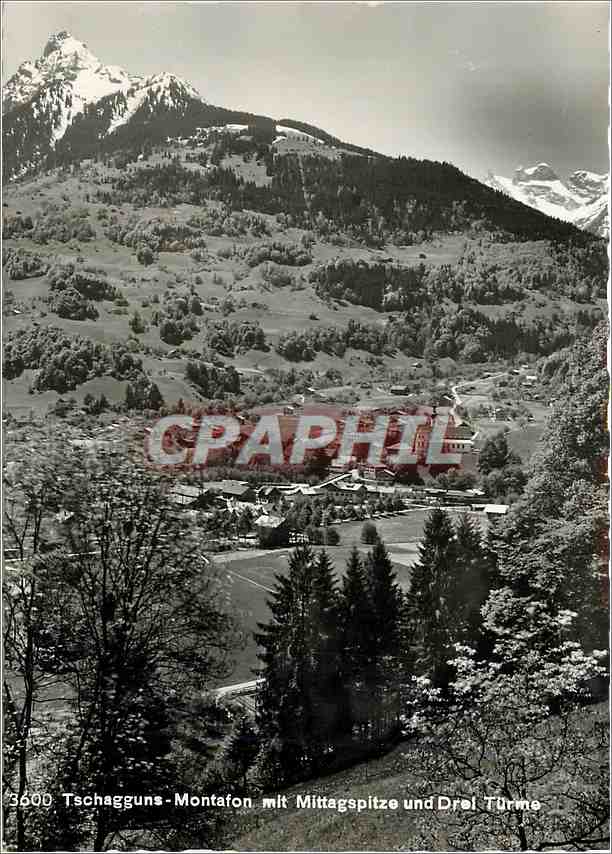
[410,507,457,691]
[254,545,344,783]
[338,547,373,746]
[451,513,492,657]
[340,547,371,680]
[219,713,260,790]
[309,550,344,766]
[363,538,403,740]
[254,545,314,784]
[364,538,401,657]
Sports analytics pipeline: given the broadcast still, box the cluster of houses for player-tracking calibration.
[168,467,400,511]
[165,458,505,550]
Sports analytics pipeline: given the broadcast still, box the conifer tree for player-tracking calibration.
[451,513,492,657]
[309,550,344,765]
[220,713,260,790]
[340,546,372,681]
[363,537,403,739]
[364,537,401,657]
[410,507,457,691]
[254,546,313,783]
[338,546,372,745]
[254,545,344,783]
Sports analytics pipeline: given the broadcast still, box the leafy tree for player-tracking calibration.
[3,457,68,850]
[136,243,155,266]
[484,324,608,665]
[405,325,608,851]
[3,448,242,851]
[361,521,378,544]
[482,463,528,501]
[129,310,146,334]
[410,646,608,852]
[51,286,99,320]
[478,430,520,475]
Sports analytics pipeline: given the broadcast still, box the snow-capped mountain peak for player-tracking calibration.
[42,30,99,65]
[516,162,559,182]
[2,30,137,119]
[486,163,609,238]
[2,31,210,175]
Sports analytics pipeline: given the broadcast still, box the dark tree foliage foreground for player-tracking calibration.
[3,447,242,851]
[255,540,405,788]
[254,546,345,786]
[409,508,458,692]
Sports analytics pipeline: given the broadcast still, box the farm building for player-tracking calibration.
[254,514,290,548]
[168,484,212,509]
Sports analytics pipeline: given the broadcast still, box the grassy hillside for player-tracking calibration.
[225,701,609,851]
[3,138,606,425]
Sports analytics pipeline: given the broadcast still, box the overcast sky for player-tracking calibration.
[2,1,609,179]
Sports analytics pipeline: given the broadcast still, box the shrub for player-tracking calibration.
[244,241,312,268]
[324,526,340,546]
[136,244,156,266]
[50,287,99,321]
[47,264,120,301]
[129,312,147,334]
[2,247,49,280]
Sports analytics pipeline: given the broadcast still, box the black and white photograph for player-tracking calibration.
[1,2,609,851]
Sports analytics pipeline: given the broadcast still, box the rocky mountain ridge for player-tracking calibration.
[486,163,609,238]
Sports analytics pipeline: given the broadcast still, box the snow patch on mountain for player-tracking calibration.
[107,72,205,134]
[276,124,324,144]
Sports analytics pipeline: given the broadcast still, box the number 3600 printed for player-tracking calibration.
[6,793,52,807]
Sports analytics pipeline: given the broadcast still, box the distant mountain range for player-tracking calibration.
[486,164,609,238]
